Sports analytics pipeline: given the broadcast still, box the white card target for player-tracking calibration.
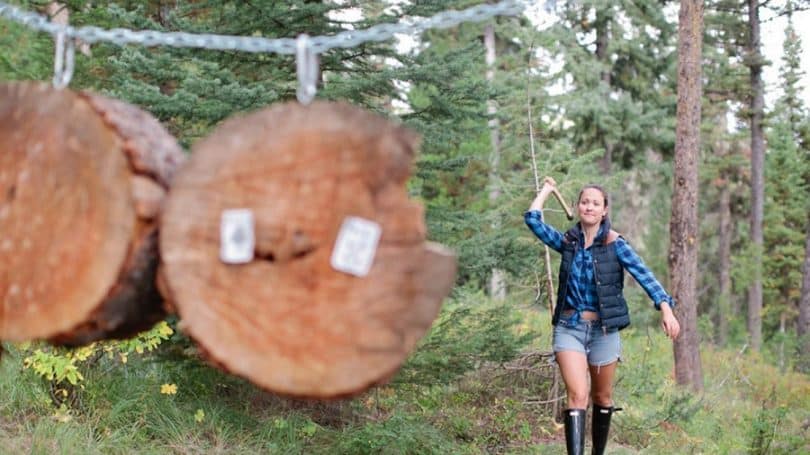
[330,216,381,277]
[220,209,255,264]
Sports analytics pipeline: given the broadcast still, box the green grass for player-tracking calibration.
[1,299,809,454]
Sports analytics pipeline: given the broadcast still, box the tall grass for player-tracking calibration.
[1,296,809,454]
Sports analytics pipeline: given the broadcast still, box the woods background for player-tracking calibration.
[0,0,809,453]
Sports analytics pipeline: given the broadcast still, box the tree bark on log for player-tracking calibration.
[0,82,184,346]
[159,101,457,399]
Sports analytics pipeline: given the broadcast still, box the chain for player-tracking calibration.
[0,1,524,54]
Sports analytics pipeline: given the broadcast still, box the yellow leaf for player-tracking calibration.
[54,411,72,423]
[75,343,96,361]
[158,322,174,337]
[120,353,128,364]
[160,383,178,395]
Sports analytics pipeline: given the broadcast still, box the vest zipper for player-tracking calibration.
[593,257,607,335]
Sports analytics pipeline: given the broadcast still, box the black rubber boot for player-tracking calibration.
[591,404,621,455]
[564,408,586,455]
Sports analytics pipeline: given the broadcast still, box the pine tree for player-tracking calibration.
[388,3,518,289]
[544,0,678,173]
[699,0,753,346]
[535,0,682,275]
[0,1,59,81]
[767,5,810,370]
[58,0,407,147]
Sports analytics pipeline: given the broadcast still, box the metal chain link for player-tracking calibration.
[0,1,524,54]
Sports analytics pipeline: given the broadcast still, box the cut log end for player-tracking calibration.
[0,82,184,344]
[160,101,456,398]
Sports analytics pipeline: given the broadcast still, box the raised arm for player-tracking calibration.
[529,176,557,212]
[524,177,565,252]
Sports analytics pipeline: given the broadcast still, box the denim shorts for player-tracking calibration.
[552,319,621,366]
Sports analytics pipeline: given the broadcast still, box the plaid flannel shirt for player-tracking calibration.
[524,210,674,318]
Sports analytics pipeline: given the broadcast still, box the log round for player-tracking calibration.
[159,101,457,399]
[0,82,184,345]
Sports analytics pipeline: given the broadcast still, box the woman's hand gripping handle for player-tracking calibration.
[529,177,574,220]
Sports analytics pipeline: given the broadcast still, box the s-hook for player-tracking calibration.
[52,27,75,89]
[295,34,319,104]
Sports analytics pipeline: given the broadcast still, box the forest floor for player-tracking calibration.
[1,305,808,454]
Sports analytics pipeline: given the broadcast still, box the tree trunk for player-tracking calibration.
[799,220,810,339]
[485,24,506,300]
[670,0,704,392]
[779,311,786,372]
[747,0,765,352]
[159,101,457,399]
[0,82,184,345]
[798,219,810,372]
[714,108,733,347]
[717,179,732,346]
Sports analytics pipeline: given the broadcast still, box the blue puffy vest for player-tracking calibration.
[551,220,631,331]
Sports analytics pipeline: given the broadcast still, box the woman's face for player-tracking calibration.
[577,188,607,227]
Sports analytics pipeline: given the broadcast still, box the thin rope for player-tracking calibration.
[527,79,541,193]
[525,45,556,317]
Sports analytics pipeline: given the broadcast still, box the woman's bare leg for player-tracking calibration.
[556,351,591,409]
[589,361,617,406]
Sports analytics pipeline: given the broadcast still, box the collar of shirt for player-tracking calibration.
[570,221,607,248]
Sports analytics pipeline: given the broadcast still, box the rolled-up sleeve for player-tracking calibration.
[524,210,563,253]
[614,238,675,310]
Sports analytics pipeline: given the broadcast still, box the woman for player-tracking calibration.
[524,177,680,455]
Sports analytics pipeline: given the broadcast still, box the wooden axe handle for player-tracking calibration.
[550,187,575,220]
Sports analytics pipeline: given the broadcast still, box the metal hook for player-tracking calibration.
[296,34,318,104]
[52,28,75,89]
